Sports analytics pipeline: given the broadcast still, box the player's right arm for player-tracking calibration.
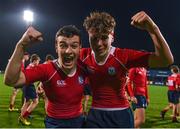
[126,68,138,103]
[131,11,174,67]
[4,27,43,87]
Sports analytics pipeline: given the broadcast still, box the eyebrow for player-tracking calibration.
[58,41,80,44]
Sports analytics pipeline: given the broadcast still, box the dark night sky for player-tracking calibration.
[0,0,180,70]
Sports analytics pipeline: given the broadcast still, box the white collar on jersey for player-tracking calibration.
[92,46,116,66]
[55,59,77,77]
[67,69,77,77]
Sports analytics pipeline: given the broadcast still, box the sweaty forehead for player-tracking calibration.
[88,30,110,37]
[88,27,111,36]
[56,35,80,44]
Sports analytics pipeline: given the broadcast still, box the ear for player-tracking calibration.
[110,31,114,43]
[111,36,114,43]
[109,34,114,43]
[55,42,58,53]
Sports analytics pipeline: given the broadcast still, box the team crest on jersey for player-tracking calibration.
[78,76,84,85]
[108,67,116,76]
[57,80,66,87]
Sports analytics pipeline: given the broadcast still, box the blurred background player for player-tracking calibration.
[83,85,91,116]
[19,54,41,125]
[81,84,92,127]
[8,88,20,111]
[160,65,179,122]
[126,67,149,128]
[44,54,55,63]
[175,67,180,117]
[8,52,29,111]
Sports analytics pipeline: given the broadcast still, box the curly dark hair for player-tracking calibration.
[83,11,116,34]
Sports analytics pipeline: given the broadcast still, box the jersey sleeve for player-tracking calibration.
[80,48,91,60]
[123,49,151,69]
[23,64,48,85]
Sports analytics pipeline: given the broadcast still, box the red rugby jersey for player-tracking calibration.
[176,74,180,85]
[127,67,148,99]
[80,46,151,108]
[167,73,177,91]
[23,60,87,119]
[21,61,26,71]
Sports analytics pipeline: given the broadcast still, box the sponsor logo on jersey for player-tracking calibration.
[57,80,66,87]
[78,76,84,85]
[108,67,116,76]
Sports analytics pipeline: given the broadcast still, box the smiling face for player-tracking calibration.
[56,35,81,73]
[88,29,114,62]
[83,12,116,62]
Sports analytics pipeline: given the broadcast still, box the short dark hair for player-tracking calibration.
[45,54,54,61]
[30,54,40,63]
[24,52,29,55]
[55,25,81,44]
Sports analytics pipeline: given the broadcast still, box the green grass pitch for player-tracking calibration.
[0,74,179,128]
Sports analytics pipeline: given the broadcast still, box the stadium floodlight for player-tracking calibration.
[23,10,34,25]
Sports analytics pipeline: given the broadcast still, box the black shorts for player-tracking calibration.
[168,90,179,104]
[132,95,147,111]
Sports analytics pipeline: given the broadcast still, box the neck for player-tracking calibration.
[63,66,77,76]
[95,53,108,64]
[57,59,76,76]
[94,47,111,64]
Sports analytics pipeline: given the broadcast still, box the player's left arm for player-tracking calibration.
[126,69,138,103]
[131,11,174,68]
[175,75,180,90]
[145,76,149,104]
[126,69,134,97]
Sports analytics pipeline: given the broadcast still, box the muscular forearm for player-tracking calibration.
[131,11,174,67]
[149,26,174,67]
[4,42,25,86]
[4,27,42,86]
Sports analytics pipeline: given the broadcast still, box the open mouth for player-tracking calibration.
[63,56,74,66]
